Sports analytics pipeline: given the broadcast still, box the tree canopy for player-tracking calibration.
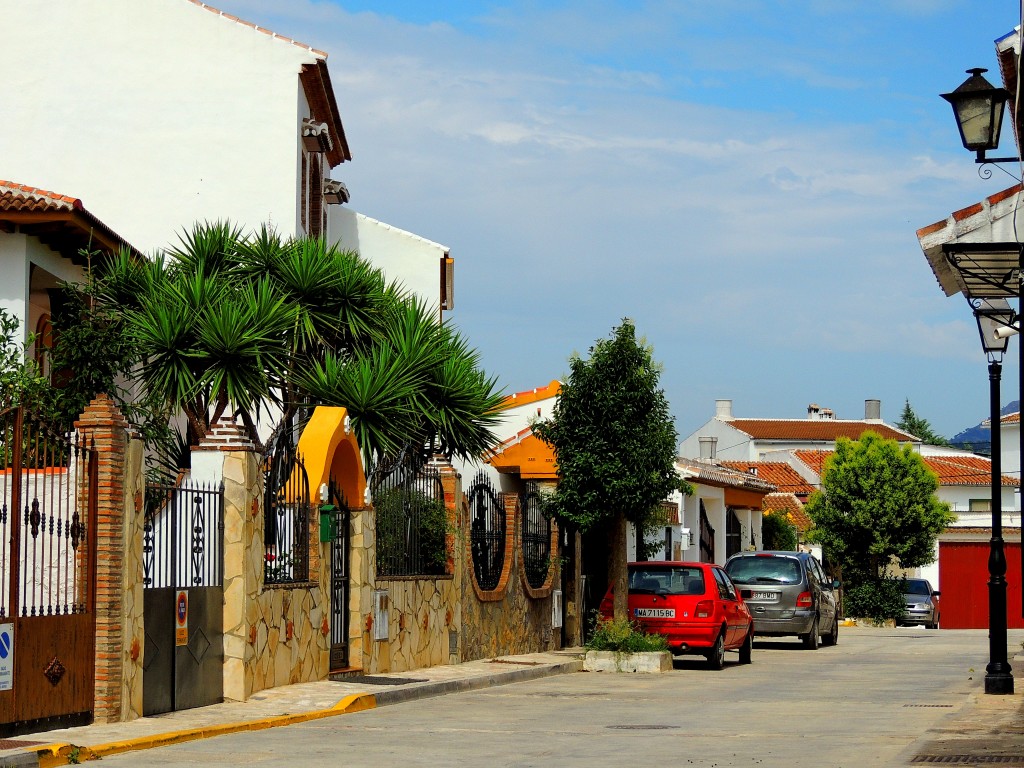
[805,431,954,583]
[896,399,950,446]
[62,221,504,473]
[533,319,684,620]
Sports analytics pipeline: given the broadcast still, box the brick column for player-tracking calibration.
[76,394,144,723]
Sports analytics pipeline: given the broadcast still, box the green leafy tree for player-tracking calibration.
[896,399,950,446]
[532,320,685,621]
[805,431,955,585]
[0,309,49,415]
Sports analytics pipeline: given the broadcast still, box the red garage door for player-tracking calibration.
[938,541,1024,629]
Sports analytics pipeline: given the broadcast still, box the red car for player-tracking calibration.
[599,561,754,669]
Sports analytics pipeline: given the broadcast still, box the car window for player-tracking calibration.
[805,559,820,588]
[810,557,828,585]
[905,579,932,595]
[628,566,705,595]
[725,556,802,584]
[713,568,736,600]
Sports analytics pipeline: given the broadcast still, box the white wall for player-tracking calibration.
[678,419,757,461]
[6,0,316,253]
[0,236,31,339]
[330,208,449,309]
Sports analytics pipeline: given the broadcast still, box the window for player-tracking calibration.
[969,498,991,513]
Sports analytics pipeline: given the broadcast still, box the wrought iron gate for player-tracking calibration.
[699,500,715,563]
[725,509,742,559]
[520,481,550,589]
[0,407,97,737]
[328,481,350,671]
[142,480,223,716]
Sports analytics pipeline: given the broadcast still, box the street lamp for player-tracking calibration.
[941,65,1021,696]
[941,68,1013,166]
[971,298,1016,695]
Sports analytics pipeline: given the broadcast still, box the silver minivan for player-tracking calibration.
[724,551,840,649]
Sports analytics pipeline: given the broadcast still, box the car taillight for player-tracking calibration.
[796,591,813,608]
[695,600,713,618]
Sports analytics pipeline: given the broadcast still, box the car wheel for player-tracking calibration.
[739,630,753,664]
[802,615,819,650]
[706,630,726,670]
[822,614,838,646]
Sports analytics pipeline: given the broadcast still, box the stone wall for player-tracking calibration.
[348,465,563,673]
[208,421,331,702]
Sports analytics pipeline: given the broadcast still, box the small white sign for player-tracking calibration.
[0,623,13,691]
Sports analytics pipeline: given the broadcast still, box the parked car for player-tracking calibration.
[599,561,754,670]
[901,578,940,629]
[724,551,840,649]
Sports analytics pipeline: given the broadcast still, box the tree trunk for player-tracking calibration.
[609,509,629,622]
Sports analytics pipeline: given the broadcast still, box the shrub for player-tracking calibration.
[761,511,798,551]
[586,617,668,653]
[844,578,906,624]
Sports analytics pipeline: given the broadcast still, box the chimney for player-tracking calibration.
[807,403,820,419]
[698,436,718,460]
[865,399,881,422]
[715,399,733,420]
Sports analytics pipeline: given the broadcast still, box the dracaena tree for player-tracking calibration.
[85,221,503,473]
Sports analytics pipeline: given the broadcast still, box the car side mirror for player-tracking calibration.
[832,579,841,589]
[932,590,940,597]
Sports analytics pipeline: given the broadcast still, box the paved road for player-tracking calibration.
[98,626,1024,768]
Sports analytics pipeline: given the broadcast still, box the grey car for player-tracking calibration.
[902,578,940,629]
[724,551,840,649]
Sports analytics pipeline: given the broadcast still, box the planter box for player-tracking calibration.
[583,650,672,673]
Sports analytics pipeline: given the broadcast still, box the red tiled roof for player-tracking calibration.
[727,419,915,443]
[720,461,816,496]
[0,181,140,261]
[763,493,813,533]
[1003,412,1020,425]
[676,459,776,494]
[792,448,1017,488]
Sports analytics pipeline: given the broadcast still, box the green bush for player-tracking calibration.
[844,578,906,624]
[761,511,798,551]
[586,617,669,653]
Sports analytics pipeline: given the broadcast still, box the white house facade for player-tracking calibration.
[5,0,450,310]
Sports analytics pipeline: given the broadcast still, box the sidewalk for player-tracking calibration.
[0,650,585,768]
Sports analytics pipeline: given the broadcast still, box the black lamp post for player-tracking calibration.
[941,68,1020,695]
[972,298,1016,695]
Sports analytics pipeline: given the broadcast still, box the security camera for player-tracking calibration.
[994,323,1020,340]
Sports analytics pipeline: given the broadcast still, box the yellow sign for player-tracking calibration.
[175,590,188,647]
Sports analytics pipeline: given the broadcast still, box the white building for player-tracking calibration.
[4,0,451,311]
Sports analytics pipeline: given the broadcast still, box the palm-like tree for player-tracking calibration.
[90,221,503,468]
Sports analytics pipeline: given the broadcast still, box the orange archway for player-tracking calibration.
[296,406,366,506]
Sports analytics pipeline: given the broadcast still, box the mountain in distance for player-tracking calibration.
[949,400,1019,453]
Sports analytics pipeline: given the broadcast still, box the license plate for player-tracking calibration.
[752,591,778,601]
[635,608,675,618]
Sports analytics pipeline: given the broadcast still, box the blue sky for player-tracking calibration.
[217,0,1019,442]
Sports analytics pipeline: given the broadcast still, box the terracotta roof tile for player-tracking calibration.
[0,180,81,212]
[763,493,813,532]
[498,380,560,411]
[719,461,816,496]
[916,219,948,238]
[676,459,776,494]
[0,180,140,260]
[1002,412,1020,425]
[793,450,830,476]
[792,449,1017,487]
[728,419,915,443]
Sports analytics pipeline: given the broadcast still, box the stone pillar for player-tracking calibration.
[76,394,145,723]
[193,418,259,702]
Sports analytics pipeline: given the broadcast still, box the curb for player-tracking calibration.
[3,659,583,767]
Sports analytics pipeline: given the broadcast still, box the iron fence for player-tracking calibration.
[263,444,311,585]
[520,481,550,589]
[372,449,447,577]
[143,480,223,589]
[467,471,505,591]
